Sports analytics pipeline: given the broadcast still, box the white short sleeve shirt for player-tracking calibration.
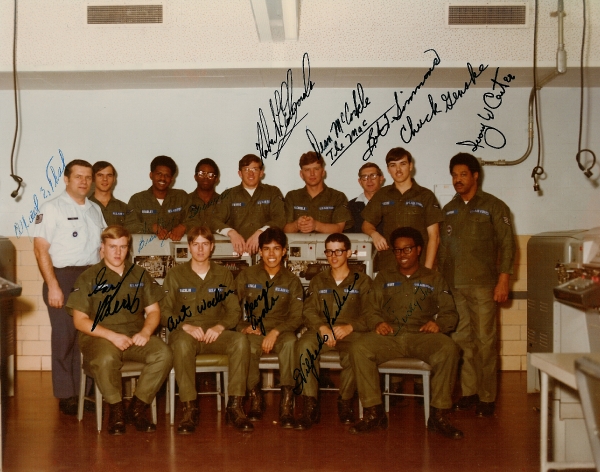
[33,191,106,268]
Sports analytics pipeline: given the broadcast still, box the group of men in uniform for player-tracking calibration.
[32,147,514,440]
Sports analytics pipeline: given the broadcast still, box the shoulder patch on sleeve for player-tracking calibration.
[35,214,43,224]
[502,216,511,226]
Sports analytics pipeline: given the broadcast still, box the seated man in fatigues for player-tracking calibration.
[293,233,372,430]
[235,227,303,428]
[161,226,253,433]
[66,225,173,435]
[125,155,191,241]
[348,227,462,439]
[210,154,285,255]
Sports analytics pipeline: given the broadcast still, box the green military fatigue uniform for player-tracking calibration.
[284,185,353,231]
[438,188,515,403]
[361,181,443,270]
[161,261,249,401]
[186,190,223,228]
[295,269,372,399]
[350,265,459,409]
[66,260,172,405]
[89,195,128,227]
[125,187,191,234]
[236,264,303,390]
[210,183,285,239]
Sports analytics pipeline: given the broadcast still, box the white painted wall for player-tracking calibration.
[1,79,599,238]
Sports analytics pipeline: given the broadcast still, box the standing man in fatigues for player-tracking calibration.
[236,227,303,428]
[125,155,191,241]
[439,153,515,418]
[33,159,106,415]
[362,147,443,271]
[161,226,253,433]
[348,227,462,439]
[89,161,127,226]
[283,151,353,234]
[187,158,224,228]
[346,162,385,234]
[210,154,285,255]
[66,225,172,434]
[293,233,372,430]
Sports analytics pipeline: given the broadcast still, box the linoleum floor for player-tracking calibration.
[4,371,541,472]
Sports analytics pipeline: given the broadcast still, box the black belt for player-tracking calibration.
[54,266,90,272]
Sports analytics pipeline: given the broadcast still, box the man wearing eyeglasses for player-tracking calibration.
[346,163,385,234]
[349,227,462,439]
[293,233,372,430]
[188,158,223,228]
[361,148,443,271]
[125,155,191,241]
[283,152,353,234]
[210,154,285,255]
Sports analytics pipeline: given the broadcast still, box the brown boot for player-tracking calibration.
[294,396,320,430]
[126,396,156,433]
[348,404,388,434]
[427,406,463,439]
[107,401,126,435]
[337,396,355,424]
[226,396,254,432]
[177,401,199,434]
[279,386,295,429]
[247,386,263,421]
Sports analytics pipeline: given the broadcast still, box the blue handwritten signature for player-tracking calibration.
[255,52,315,162]
[456,67,515,151]
[13,149,66,238]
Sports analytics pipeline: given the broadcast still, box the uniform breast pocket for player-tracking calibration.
[468,213,493,240]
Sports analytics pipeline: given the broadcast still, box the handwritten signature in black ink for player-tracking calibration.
[322,272,360,339]
[456,68,515,152]
[292,331,329,395]
[244,280,279,335]
[167,285,235,332]
[256,52,315,162]
[91,264,141,331]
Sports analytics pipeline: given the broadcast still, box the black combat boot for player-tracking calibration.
[279,386,295,428]
[337,396,355,424]
[348,404,388,434]
[226,396,254,432]
[126,396,156,433]
[107,401,126,435]
[177,400,199,434]
[247,386,263,421]
[294,396,320,430]
[427,406,464,439]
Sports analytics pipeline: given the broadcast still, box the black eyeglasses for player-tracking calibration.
[197,171,217,179]
[392,246,415,255]
[324,249,346,257]
[359,173,381,181]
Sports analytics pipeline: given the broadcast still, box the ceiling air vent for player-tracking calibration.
[447,3,528,28]
[87,5,163,24]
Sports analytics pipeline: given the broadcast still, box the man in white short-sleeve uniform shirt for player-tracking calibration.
[33,159,106,415]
